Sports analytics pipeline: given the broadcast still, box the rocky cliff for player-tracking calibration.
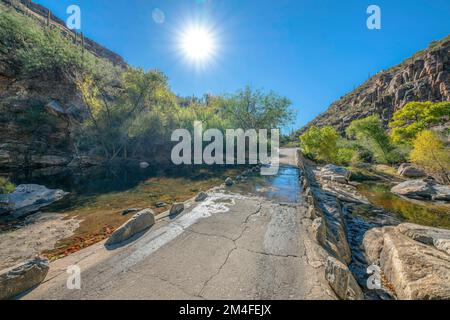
[297,35,450,135]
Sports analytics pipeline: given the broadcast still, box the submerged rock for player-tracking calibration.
[106,209,155,246]
[155,202,167,208]
[139,162,150,169]
[363,223,450,300]
[121,208,142,216]
[225,178,234,187]
[195,192,208,202]
[0,257,49,300]
[1,184,68,217]
[391,179,450,201]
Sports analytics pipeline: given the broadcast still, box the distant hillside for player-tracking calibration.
[295,35,450,137]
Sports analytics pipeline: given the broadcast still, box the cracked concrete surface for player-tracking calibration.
[21,149,336,300]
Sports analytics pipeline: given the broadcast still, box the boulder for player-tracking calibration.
[225,178,234,187]
[170,203,184,217]
[325,256,364,300]
[398,164,425,178]
[321,164,349,176]
[2,184,68,217]
[319,165,348,184]
[195,192,208,202]
[0,257,49,300]
[391,179,450,201]
[363,224,450,300]
[106,209,155,246]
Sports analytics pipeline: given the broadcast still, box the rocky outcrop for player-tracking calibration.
[363,223,450,300]
[105,209,155,246]
[391,179,450,201]
[1,184,68,217]
[0,257,49,300]
[296,35,450,136]
[298,153,363,300]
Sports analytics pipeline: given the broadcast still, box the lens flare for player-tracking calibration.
[180,25,216,62]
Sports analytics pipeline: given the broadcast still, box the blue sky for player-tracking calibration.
[34,0,450,133]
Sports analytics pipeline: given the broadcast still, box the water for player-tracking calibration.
[357,182,450,229]
[0,164,301,260]
[230,166,301,203]
[346,181,450,299]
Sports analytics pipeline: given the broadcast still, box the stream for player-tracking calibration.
[0,164,302,269]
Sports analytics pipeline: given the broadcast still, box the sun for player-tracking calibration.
[180,26,216,62]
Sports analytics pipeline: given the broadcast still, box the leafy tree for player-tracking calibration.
[346,115,396,164]
[410,130,450,183]
[300,126,339,163]
[390,102,450,144]
[222,86,294,130]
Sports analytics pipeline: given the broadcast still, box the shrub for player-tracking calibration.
[0,177,15,194]
[410,130,450,183]
[300,126,339,163]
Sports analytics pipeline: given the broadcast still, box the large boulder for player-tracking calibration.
[0,257,49,300]
[1,184,68,217]
[105,209,155,246]
[363,224,450,300]
[319,165,349,184]
[398,163,425,178]
[391,179,450,201]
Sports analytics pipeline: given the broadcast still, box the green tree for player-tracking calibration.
[300,126,339,163]
[390,101,450,144]
[346,115,396,164]
[410,130,450,183]
[222,86,294,130]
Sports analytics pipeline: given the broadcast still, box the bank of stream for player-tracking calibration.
[344,180,450,299]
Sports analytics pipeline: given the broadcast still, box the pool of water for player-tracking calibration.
[357,182,450,229]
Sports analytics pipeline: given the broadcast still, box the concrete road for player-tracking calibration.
[22,149,335,300]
